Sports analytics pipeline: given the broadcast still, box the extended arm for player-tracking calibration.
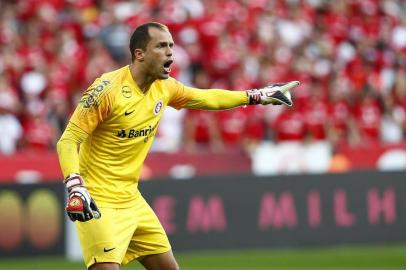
[171,81,299,110]
[182,88,248,110]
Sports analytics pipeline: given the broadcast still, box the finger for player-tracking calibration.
[69,212,84,222]
[67,212,77,222]
[281,81,300,91]
[271,91,292,106]
[78,211,91,222]
[78,213,86,222]
[83,205,94,220]
[92,211,101,219]
[85,211,93,221]
[90,199,101,219]
[67,207,89,222]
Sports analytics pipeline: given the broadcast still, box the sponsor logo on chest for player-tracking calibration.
[116,122,159,143]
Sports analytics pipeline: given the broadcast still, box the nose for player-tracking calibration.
[166,46,173,56]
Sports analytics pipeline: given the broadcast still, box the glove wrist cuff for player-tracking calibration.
[64,173,85,191]
[246,89,261,105]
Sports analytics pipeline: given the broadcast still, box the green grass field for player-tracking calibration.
[1,244,406,270]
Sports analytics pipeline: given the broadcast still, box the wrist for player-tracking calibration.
[64,173,85,191]
[246,89,262,105]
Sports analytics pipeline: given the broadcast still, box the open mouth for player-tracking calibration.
[163,60,173,74]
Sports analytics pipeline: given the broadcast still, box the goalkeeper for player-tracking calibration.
[57,22,299,270]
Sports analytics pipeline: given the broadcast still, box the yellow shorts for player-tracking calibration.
[75,195,171,268]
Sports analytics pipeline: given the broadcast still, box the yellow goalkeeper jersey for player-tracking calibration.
[65,65,247,207]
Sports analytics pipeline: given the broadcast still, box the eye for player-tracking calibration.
[157,42,168,48]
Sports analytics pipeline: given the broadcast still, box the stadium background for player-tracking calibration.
[1,0,406,269]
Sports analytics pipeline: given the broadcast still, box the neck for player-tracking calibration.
[129,63,155,93]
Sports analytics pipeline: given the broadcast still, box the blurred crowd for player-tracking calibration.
[0,0,406,156]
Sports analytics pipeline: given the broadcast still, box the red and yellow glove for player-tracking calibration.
[64,173,101,222]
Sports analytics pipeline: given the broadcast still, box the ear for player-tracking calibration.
[134,48,144,62]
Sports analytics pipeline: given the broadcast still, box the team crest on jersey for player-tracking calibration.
[153,99,163,115]
[121,86,132,98]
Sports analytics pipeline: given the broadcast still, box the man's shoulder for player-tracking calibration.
[98,66,129,83]
[88,66,129,93]
[79,67,129,108]
[158,77,184,89]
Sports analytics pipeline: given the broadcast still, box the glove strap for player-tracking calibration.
[246,89,262,105]
[64,173,85,191]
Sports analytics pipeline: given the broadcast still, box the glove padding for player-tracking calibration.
[64,173,101,222]
[247,81,300,106]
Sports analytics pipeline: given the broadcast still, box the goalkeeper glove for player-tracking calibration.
[64,173,101,222]
[247,81,300,106]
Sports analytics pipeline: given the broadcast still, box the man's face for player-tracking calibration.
[142,27,174,80]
